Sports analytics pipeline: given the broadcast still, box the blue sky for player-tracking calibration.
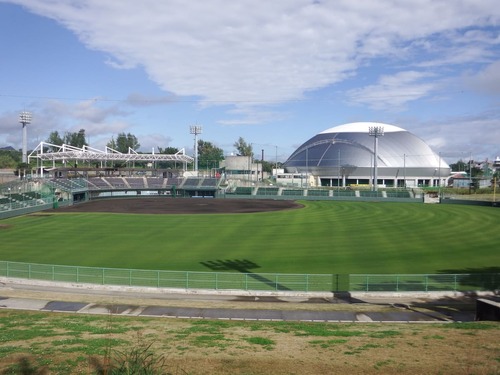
[1,1,499,163]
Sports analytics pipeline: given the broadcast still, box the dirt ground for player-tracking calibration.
[53,197,303,214]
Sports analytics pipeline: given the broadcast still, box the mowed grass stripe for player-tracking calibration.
[1,201,499,274]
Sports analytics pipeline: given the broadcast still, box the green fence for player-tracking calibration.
[1,261,498,293]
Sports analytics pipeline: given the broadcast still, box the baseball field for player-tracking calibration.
[1,198,499,275]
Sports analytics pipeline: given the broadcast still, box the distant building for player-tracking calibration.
[284,122,450,188]
[220,155,267,182]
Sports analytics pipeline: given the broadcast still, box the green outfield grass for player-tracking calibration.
[1,201,499,274]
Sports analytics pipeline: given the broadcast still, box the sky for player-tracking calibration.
[0,0,499,163]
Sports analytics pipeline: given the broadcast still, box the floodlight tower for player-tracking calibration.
[189,125,202,174]
[368,125,384,192]
[19,111,32,163]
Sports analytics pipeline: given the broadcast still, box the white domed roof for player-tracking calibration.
[320,122,404,134]
[284,122,449,177]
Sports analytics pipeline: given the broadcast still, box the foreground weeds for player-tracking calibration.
[0,310,498,374]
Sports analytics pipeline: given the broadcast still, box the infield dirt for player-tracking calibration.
[52,197,303,214]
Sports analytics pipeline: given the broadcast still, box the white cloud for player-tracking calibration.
[124,93,178,107]
[464,60,500,95]
[138,133,174,153]
[7,0,500,109]
[413,109,500,160]
[346,71,438,111]
[218,107,289,126]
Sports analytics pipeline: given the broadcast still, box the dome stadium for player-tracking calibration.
[283,122,450,188]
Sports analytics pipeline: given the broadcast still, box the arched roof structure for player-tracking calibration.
[28,142,193,164]
[283,122,450,188]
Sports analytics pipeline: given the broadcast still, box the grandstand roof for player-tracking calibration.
[28,142,194,163]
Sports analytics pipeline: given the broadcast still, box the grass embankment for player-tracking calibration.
[1,201,499,274]
[0,310,498,374]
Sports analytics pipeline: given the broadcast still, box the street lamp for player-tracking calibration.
[189,125,202,174]
[19,111,32,164]
[8,187,11,210]
[368,126,384,192]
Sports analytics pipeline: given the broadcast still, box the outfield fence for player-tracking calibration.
[1,261,498,293]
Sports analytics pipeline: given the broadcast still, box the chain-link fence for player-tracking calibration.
[1,261,497,293]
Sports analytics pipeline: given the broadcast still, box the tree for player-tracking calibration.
[157,146,181,169]
[0,152,18,168]
[449,159,482,178]
[157,146,179,154]
[107,132,140,153]
[233,137,253,156]
[46,131,64,150]
[198,140,224,170]
[107,137,117,150]
[64,129,87,148]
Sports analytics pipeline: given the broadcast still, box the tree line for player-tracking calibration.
[2,129,497,178]
[1,129,280,171]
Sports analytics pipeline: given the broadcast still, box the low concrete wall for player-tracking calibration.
[441,199,499,207]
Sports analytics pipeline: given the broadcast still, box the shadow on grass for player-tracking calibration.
[200,259,291,291]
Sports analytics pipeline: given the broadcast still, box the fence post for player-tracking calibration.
[52,265,55,281]
[306,274,309,292]
[157,271,160,288]
[425,275,428,292]
[102,268,105,285]
[215,272,218,290]
[76,267,79,283]
[29,264,31,279]
[396,275,399,292]
[366,275,369,291]
[454,274,458,291]
[129,269,132,286]
[186,271,189,289]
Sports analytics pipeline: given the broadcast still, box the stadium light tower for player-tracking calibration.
[368,125,384,192]
[19,111,32,164]
[190,125,202,174]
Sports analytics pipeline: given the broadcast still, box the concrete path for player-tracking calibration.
[0,278,480,323]
[0,294,453,322]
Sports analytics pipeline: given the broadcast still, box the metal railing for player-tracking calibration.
[0,261,498,293]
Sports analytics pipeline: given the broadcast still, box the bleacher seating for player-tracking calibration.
[201,178,219,187]
[24,192,42,199]
[49,178,88,191]
[183,178,200,187]
[105,177,128,189]
[87,178,111,189]
[165,177,183,187]
[146,178,165,189]
[125,178,146,189]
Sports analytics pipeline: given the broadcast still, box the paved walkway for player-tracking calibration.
[0,279,479,323]
[0,295,457,322]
